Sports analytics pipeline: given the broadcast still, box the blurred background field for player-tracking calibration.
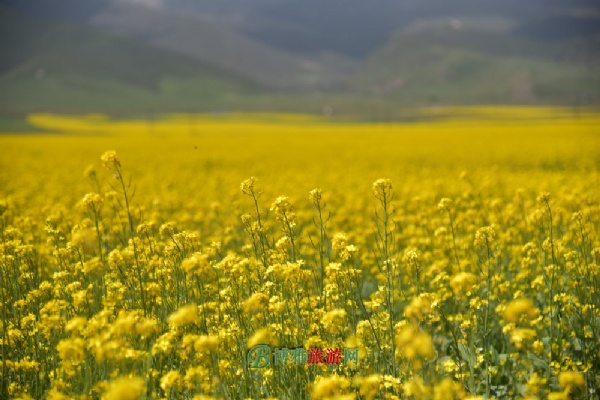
[2,108,598,215]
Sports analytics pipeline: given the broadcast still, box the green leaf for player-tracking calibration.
[572,337,582,352]
[527,353,549,371]
[458,343,477,368]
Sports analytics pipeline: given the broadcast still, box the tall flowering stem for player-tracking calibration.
[475,225,497,398]
[101,151,147,315]
[538,191,558,363]
[270,196,298,262]
[438,197,461,268]
[241,177,270,273]
[309,188,329,294]
[0,265,6,399]
[372,178,397,376]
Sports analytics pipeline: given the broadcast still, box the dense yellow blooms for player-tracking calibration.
[56,338,87,363]
[449,272,477,296]
[243,292,270,313]
[404,294,434,322]
[395,324,436,369]
[558,371,585,389]
[168,304,199,327]
[433,377,465,400]
[1,108,599,399]
[194,335,219,352]
[102,377,145,400]
[321,308,347,333]
[311,375,353,399]
[247,327,279,348]
[503,298,539,324]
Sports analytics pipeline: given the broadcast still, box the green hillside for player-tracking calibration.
[0,6,263,115]
[88,2,356,90]
[349,26,600,105]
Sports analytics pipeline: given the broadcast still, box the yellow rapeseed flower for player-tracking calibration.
[503,298,539,323]
[321,308,347,333]
[526,372,547,395]
[372,178,392,199]
[474,226,496,248]
[354,375,381,400]
[243,292,270,313]
[240,176,257,195]
[46,389,71,400]
[247,327,279,348]
[270,196,294,216]
[311,375,353,399]
[395,325,435,369]
[65,316,87,334]
[510,328,537,349]
[194,335,219,352]
[433,377,465,400]
[81,192,103,211]
[449,272,477,296]
[558,371,585,389]
[404,294,434,321]
[438,197,454,212]
[100,150,120,169]
[331,233,348,253]
[168,304,198,327]
[56,338,86,363]
[160,370,182,392]
[309,188,322,203]
[102,376,145,400]
[547,391,568,400]
[403,376,429,399]
[152,331,177,355]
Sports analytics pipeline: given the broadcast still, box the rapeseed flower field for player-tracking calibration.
[0,108,599,399]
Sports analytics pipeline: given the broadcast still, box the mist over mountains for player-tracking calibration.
[1,0,599,118]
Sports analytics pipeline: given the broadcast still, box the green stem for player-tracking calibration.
[116,167,147,315]
[1,267,7,399]
[448,210,461,268]
[484,239,492,398]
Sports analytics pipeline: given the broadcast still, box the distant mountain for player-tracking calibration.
[349,23,600,104]
[157,0,600,58]
[1,0,599,120]
[0,6,263,114]
[89,2,356,90]
[2,0,357,90]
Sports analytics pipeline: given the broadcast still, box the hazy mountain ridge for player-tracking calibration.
[0,6,264,114]
[1,0,357,90]
[350,20,600,103]
[160,0,600,57]
[87,1,357,89]
[1,0,599,120]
